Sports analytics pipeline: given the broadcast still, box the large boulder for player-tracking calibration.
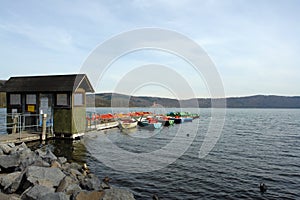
[7,143,15,148]
[18,150,37,171]
[102,188,135,200]
[21,185,55,200]
[0,143,36,172]
[0,154,20,171]
[0,192,20,200]
[38,192,69,200]
[5,170,26,193]
[74,190,104,200]
[0,171,21,191]
[56,176,78,193]
[64,184,81,196]
[32,157,51,167]
[26,166,66,188]
[0,143,12,154]
[10,142,29,155]
[35,149,57,164]
[79,174,101,191]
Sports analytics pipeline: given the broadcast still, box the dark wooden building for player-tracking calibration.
[2,74,94,136]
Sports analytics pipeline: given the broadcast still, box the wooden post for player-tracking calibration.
[12,115,18,134]
[42,114,47,141]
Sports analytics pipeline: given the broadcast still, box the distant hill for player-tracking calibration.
[87,93,180,107]
[87,93,300,108]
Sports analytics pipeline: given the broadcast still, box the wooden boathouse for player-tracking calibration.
[1,74,94,138]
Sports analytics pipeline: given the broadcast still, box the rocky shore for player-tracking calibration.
[0,142,136,200]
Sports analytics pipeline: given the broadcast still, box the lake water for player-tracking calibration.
[1,108,300,199]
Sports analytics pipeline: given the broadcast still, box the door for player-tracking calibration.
[39,94,53,129]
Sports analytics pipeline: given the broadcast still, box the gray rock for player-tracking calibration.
[10,142,29,155]
[32,157,51,167]
[0,148,4,155]
[22,185,54,200]
[0,154,20,170]
[40,149,57,164]
[61,162,70,171]
[65,184,82,196]
[0,192,20,200]
[69,168,82,179]
[0,144,35,171]
[73,190,104,200]
[6,170,27,194]
[0,171,21,190]
[102,187,135,200]
[7,143,16,148]
[26,166,66,187]
[0,192,11,200]
[69,163,82,171]
[38,192,69,200]
[18,150,37,171]
[50,160,62,168]
[56,176,78,192]
[80,174,101,191]
[35,149,46,157]
[18,142,28,149]
[58,157,67,165]
[0,143,12,154]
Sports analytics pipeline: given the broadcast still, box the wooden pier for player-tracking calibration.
[0,132,54,144]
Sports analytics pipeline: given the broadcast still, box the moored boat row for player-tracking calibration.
[86,111,199,131]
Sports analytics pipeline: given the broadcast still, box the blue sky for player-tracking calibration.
[0,0,299,98]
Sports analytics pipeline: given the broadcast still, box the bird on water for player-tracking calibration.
[260,183,267,193]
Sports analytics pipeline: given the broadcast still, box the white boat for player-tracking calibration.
[96,121,119,130]
[119,119,138,129]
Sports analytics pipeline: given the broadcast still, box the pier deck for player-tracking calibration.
[0,132,53,144]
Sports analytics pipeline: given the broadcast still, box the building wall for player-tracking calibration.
[53,89,87,135]
[53,108,72,135]
[72,106,86,134]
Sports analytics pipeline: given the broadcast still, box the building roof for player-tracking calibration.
[2,74,94,93]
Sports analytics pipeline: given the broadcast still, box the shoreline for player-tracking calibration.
[0,142,136,200]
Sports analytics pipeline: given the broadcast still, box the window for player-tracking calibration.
[56,94,68,106]
[26,94,36,104]
[74,93,84,106]
[10,94,21,105]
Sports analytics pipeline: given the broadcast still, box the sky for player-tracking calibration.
[0,0,300,98]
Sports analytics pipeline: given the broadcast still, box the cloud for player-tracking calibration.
[0,0,299,96]
[0,22,75,52]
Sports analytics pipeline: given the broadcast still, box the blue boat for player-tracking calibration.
[182,117,193,122]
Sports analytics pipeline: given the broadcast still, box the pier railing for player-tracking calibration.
[0,113,53,139]
[86,111,101,131]
[85,111,120,131]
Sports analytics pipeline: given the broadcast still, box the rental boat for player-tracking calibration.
[167,112,194,123]
[138,117,162,130]
[96,121,119,130]
[119,118,138,129]
[157,116,174,126]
